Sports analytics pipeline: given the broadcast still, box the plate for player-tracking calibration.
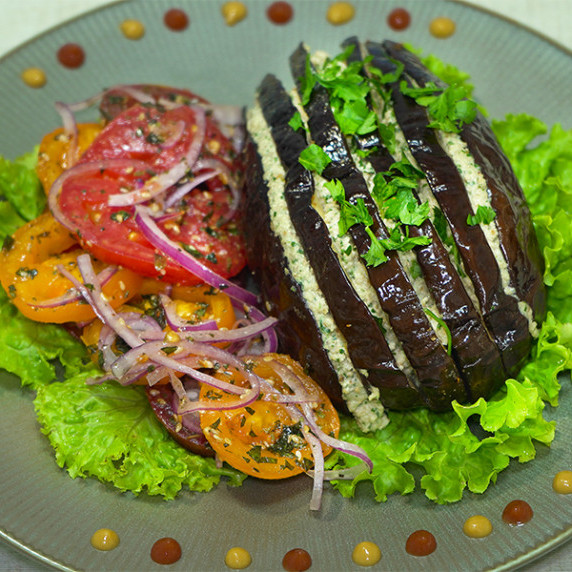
[1,1,572,570]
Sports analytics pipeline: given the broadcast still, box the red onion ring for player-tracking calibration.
[54,101,79,165]
[135,205,258,306]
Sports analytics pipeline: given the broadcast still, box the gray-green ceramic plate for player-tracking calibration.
[1,1,572,570]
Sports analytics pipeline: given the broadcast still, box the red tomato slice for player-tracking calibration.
[55,103,245,285]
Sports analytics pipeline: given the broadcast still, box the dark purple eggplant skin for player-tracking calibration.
[365,41,532,377]
[381,40,546,322]
[341,37,507,401]
[256,73,422,409]
[240,135,348,412]
[145,384,214,457]
[289,44,467,410]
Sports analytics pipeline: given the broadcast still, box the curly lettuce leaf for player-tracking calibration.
[0,286,89,388]
[0,148,45,237]
[35,371,245,499]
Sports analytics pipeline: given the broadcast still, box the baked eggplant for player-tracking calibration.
[241,40,545,432]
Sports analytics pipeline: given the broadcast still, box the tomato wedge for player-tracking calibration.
[199,354,340,480]
[0,211,142,323]
[54,102,246,285]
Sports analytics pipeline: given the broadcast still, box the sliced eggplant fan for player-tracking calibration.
[241,39,545,432]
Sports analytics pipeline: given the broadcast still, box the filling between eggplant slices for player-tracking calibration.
[241,39,546,433]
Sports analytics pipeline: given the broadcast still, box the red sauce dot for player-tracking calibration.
[387,8,411,31]
[405,530,437,557]
[57,43,85,69]
[282,548,312,571]
[164,8,189,31]
[150,537,182,565]
[502,500,533,526]
[267,1,294,25]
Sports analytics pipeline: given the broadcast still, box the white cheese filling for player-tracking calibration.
[247,102,389,432]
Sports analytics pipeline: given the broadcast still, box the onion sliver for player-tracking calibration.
[135,205,258,306]
[54,101,79,165]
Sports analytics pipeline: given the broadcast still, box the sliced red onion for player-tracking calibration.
[135,205,258,306]
[54,101,79,165]
[30,265,118,309]
[302,426,325,511]
[160,294,218,332]
[231,299,278,354]
[164,169,221,208]
[107,160,189,207]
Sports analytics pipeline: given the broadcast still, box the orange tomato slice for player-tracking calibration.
[199,353,340,480]
[0,211,142,323]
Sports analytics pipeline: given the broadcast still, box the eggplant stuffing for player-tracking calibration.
[240,39,545,432]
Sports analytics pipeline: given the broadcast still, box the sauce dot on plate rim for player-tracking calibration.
[502,499,534,526]
[120,19,145,40]
[164,8,190,31]
[21,67,46,88]
[57,43,85,69]
[326,2,356,26]
[463,515,493,538]
[405,530,437,557]
[222,1,248,26]
[429,16,456,38]
[150,537,182,565]
[282,547,312,571]
[225,546,252,569]
[387,7,411,31]
[90,528,120,551]
[267,1,294,25]
[352,541,382,566]
[553,470,572,494]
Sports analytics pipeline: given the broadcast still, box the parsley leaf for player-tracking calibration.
[299,144,332,175]
[400,81,477,133]
[467,205,496,226]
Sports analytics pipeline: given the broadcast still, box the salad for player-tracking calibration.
[1,50,571,512]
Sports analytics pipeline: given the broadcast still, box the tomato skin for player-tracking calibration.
[0,212,142,323]
[199,354,340,480]
[57,103,246,284]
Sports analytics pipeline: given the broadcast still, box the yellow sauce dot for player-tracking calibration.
[463,515,493,538]
[429,16,456,38]
[21,67,46,88]
[326,2,355,25]
[222,2,248,26]
[352,541,381,566]
[553,470,572,494]
[120,19,146,40]
[90,528,120,551]
[225,546,252,569]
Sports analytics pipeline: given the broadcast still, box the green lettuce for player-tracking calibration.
[35,371,245,499]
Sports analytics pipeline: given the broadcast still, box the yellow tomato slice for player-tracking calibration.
[36,122,103,194]
[199,353,340,480]
[0,211,142,323]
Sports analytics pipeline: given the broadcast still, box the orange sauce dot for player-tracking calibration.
[405,530,436,557]
[267,1,294,25]
[90,528,120,551]
[429,16,456,38]
[57,43,85,69]
[352,541,381,566]
[120,19,145,40]
[502,500,533,526]
[463,515,493,538]
[326,2,355,26]
[387,8,411,31]
[222,1,248,26]
[21,67,46,88]
[553,470,572,494]
[225,546,252,569]
[150,537,182,565]
[164,8,189,31]
[282,548,312,571]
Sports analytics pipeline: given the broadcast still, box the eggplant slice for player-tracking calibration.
[241,39,545,431]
